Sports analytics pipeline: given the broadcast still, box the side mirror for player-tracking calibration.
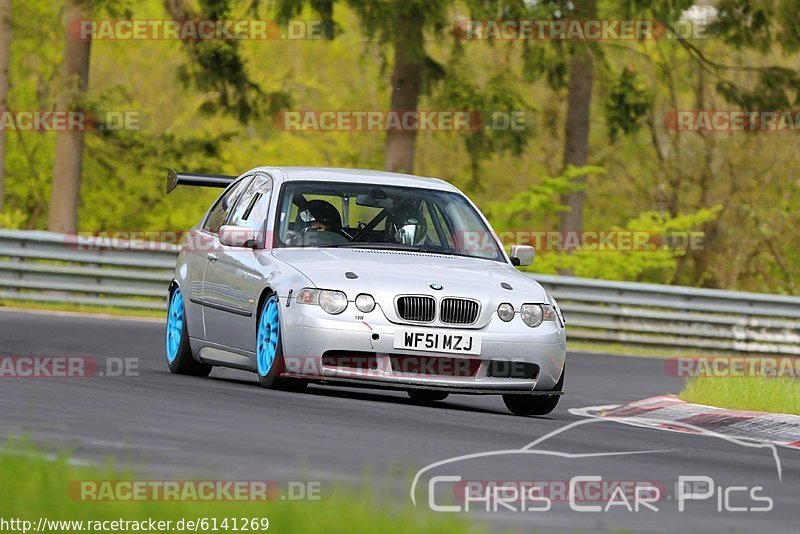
[219,225,259,248]
[510,245,535,267]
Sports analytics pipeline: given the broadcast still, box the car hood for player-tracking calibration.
[271,248,548,327]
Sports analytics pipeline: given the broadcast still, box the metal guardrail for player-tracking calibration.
[0,230,176,311]
[0,229,798,354]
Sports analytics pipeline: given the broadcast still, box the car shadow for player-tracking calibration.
[301,385,511,416]
[206,372,512,416]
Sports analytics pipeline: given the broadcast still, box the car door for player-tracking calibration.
[202,173,274,351]
[186,175,253,339]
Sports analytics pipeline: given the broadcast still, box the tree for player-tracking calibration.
[460,0,603,233]
[623,0,800,287]
[47,0,92,233]
[277,0,450,174]
[434,47,533,191]
[383,3,426,173]
[0,0,11,212]
[484,0,800,273]
[558,0,597,234]
[164,0,290,123]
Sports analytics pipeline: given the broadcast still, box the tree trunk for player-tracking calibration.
[384,17,422,174]
[558,0,597,234]
[689,66,720,288]
[0,0,11,212]
[47,0,91,233]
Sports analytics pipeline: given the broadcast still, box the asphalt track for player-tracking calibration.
[1,309,798,533]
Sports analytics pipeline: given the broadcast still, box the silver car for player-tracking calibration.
[165,167,566,415]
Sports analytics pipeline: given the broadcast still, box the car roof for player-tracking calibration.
[248,166,460,193]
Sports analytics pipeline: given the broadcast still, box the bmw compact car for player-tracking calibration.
[165,167,566,415]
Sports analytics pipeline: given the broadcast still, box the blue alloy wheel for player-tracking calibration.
[166,288,184,363]
[257,296,280,376]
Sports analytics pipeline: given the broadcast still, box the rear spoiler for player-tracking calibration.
[166,168,236,194]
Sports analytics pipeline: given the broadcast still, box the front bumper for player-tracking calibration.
[280,299,566,393]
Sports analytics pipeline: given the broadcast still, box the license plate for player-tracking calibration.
[393,330,481,355]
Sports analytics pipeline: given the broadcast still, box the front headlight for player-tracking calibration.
[520,304,543,327]
[295,288,348,315]
[295,288,319,304]
[497,303,515,322]
[520,304,557,327]
[355,293,376,313]
[318,290,348,314]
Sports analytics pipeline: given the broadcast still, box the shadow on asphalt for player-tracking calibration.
[202,371,563,419]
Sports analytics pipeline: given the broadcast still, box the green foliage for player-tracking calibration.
[172,0,291,123]
[484,164,721,283]
[484,165,598,229]
[435,50,535,190]
[274,0,338,39]
[605,67,654,141]
[278,0,450,92]
[522,41,568,90]
[715,67,800,108]
[0,208,27,229]
[710,0,800,53]
[343,0,450,57]
[530,207,722,282]
[0,445,480,534]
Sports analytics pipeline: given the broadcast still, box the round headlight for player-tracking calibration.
[355,293,376,313]
[319,290,348,315]
[497,303,514,322]
[520,304,544,327]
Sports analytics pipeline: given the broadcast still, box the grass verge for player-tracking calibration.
[679,376,800,415]
[0,299,164,319]
[567,340,693,359]
[0,446,478,534]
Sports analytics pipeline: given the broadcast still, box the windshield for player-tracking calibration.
[273,181,504,262]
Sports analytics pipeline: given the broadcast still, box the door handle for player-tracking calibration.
[207,252,218,261]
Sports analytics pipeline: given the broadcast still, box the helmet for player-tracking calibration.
[387,204,427,246]
[298,200,341,231]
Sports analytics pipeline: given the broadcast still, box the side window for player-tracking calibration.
[202,177,252,233]
[228,174,273,230]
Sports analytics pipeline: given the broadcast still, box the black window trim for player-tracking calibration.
[201,174,253,234]
[222,172,275,248]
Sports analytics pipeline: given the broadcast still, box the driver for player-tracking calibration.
[386,203,428,246]
[290,199,350,246]
[299,200,342,233]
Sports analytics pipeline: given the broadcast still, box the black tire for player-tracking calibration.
[408,390,449,402]
[166,289,212,377]
[502,365,565,416]
[256,295,307,392]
